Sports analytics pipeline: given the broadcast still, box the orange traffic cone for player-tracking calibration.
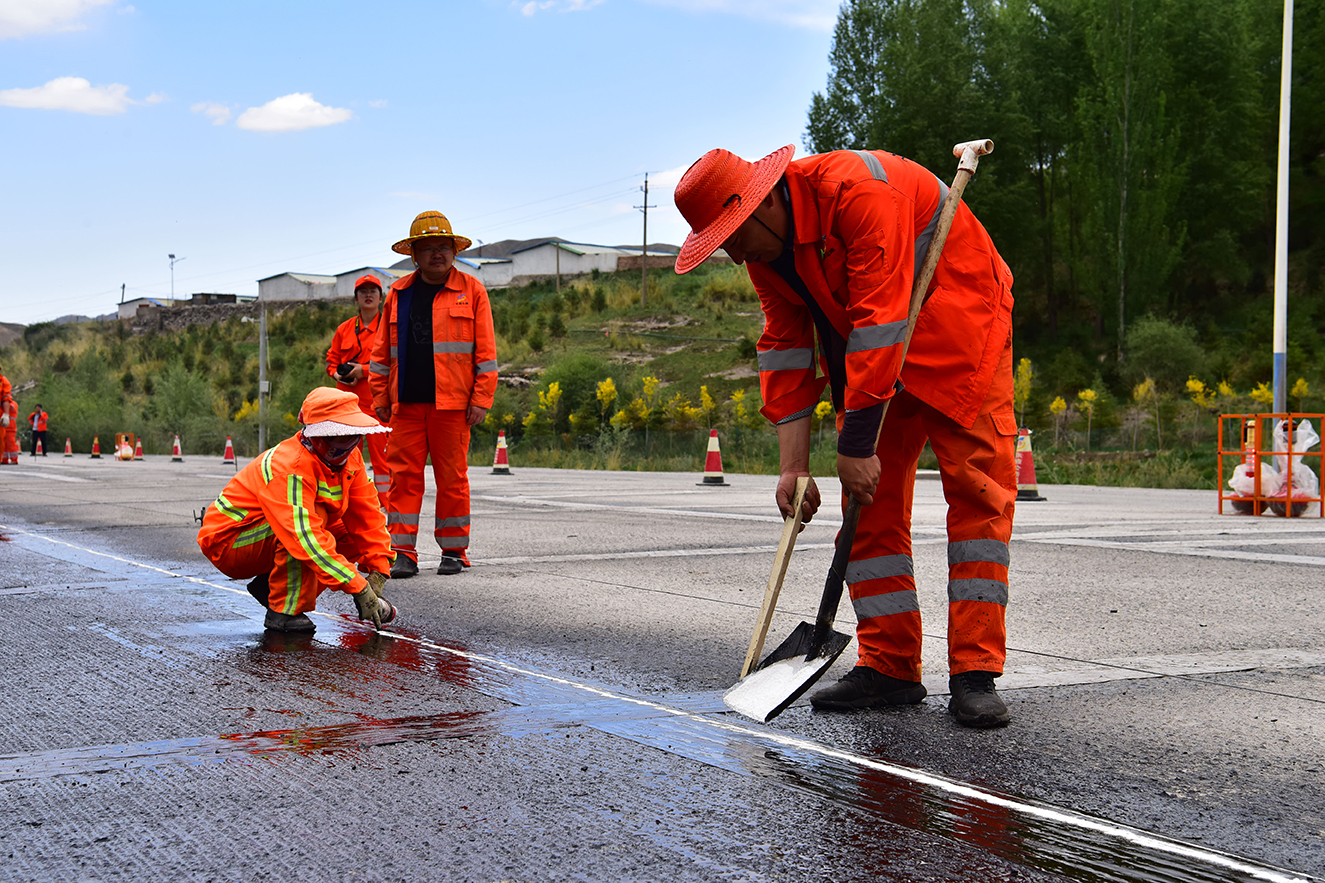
[63,437,73,457]
[35,438,44,457]
[697,429,730,486]
[222,436,236,465]
[171,434,184,462]
[1015,428,1046,501]
[89,436,101,459]
[491,430,512,475]
[133,436,144,460]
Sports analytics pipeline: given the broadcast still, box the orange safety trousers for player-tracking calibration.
[362,432,390,502]
[203,519,376,617]
[844,341,1016,681]
[384,403,471,563]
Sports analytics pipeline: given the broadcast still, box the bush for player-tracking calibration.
[1122,315,1207,392]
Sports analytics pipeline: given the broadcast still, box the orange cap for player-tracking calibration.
[353,274,383,292]
[673,144,795,274]
[297,387,390,436]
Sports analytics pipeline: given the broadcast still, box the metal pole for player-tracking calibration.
[258,301,268,453]
[642,174,648,308]
[1273,0,1293,413]
[555,242,560,294]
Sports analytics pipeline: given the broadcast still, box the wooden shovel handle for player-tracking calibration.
[740,475,809,676]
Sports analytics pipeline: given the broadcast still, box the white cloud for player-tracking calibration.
[640,0,838,30]
[516,0,601,15]
[144,92,165,104]
[0,0,112,39]
[650,163,691,190]
[235,93,352,132]
[0,76,132,114]
[519,1,554,14]
[191,101,231,125]
[368,99,387,108]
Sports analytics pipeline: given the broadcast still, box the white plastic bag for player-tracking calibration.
[1228,461,1283,497]
[1272,418,1320,496]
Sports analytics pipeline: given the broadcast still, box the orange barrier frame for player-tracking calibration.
[1217,413,1324,517]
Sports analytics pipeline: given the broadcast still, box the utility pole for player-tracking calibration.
[1272,0,1294,413]
[168,253,186,301]
[635,174,655,308]
[258,301,268,453]
[120,283,125,305]
[555,241,560,295]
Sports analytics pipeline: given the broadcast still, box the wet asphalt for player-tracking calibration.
[0,454,1321,882]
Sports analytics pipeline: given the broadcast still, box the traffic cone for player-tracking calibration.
[222,436,236,465]
[491,430,512,475]
[133,436,144,460]
[697,429,730,486]
[171,435,184,462]
[1014,428,1046,501]
[35,438,44,457]
[89,436,100,459]
[63,437,72,457]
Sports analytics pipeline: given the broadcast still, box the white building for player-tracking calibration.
[117,297,176,320]
[257,272,337,302]
[333,267,407,299]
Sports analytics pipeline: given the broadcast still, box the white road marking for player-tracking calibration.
[0,470,92,483]
[1021,535,1325,567]
[481,543,837,565]
[0,522,1309,883]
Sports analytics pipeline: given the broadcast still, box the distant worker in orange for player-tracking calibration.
[26,404,48,457]
[327,274,390,501]
[0,365,17,465]
[197,387,396,633]
[369,211,497,578]
[674,145,1016,727]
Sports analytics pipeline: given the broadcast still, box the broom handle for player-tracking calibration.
[807,141,993,655]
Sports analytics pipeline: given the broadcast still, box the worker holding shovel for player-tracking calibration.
[674,145,1016,727]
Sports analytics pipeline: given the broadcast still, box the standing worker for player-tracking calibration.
[369,211,496,578]
[673,145,1016,728]
[27,404,48,457]
[327,274,390,501]
[197,387,396,632]
[0,366,17,465]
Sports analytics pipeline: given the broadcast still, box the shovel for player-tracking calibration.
[723,139,995,723]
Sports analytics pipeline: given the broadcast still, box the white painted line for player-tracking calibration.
[1021,536,1325,568]
[481,542,837,566]
[986,648,1325,694]
[0,470,92,483]
[0,522,1308,883]
[472,493,846,527]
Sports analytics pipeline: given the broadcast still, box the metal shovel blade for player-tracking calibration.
[722,621,853,723]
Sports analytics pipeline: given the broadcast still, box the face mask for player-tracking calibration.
[301,433,362,470]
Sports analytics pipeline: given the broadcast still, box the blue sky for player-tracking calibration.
[0,0,838,325]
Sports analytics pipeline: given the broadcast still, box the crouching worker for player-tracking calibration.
[197,387,396,633]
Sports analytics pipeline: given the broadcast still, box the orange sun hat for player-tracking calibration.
[392,211,473,256]
[673,144,795,274]
[297,387,391,436]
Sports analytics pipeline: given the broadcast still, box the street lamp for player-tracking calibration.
[169,253,187,301]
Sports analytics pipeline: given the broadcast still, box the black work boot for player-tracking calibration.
[264,610,315,632]
[810,666,927,710]
[390,556,419,579]
[948,670,1010,728]
[436,552,466,575]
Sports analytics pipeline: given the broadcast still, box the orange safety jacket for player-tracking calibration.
[326,310,383,413]
[27,411,47,432]
[197,434,392,595]
[0,373,11,403]
[751,149,1014,431]
[368,268,497,415]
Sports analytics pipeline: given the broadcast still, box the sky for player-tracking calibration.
[0,0,839,325]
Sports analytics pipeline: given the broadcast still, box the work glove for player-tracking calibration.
[353,584,384,629]
[0,412,7,427]
[366,571,388,599]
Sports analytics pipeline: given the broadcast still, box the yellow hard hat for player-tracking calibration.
[392,211,473,256]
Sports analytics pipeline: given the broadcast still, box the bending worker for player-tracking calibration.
[197,387,396,633]
[326,274,390,501]
[673,145,1017,728]
[370,211,496,578]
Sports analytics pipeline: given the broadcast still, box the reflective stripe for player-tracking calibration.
[389,347,398,358]
[288,476,356,584]
[845,554,913,583]
[389,533,416,546]
[948,578,1009,606]
[370,361,390,376]
[914,176,950,283]
[853,589,919,620]
[433,341,475,354]
[316,481,343,502]
[850,150,888,183]
[260,448,276,484]
[475,359,498,375]
[386,512,419,525]
[282,552,302,615]
[434,534,470,548]
[435,515,470,530]
[757,347,813,372]
[233,522,275,549]
[775,405,815,425]
[846,321,907,355]
[214,493,247,523]
[948,538,1009,568]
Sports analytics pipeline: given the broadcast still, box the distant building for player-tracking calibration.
[333,267,408,299]
[257,272,337,302]
[117,297,176,320]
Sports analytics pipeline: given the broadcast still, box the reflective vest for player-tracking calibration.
[369,268,497,414]
[326,310,383,413]
[751,149,1014,430]
[196,434,392,594]
[28,411,47,432]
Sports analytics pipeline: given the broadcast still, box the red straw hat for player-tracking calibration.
[673,144,795,275]
[353,274,383,292]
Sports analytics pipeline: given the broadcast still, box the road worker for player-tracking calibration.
[327,274,390,501]
[197,387,396,633]
[0,366,17,465]
[674,145,1016,727]
[26,404,48,456]
[369,211,497,578]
